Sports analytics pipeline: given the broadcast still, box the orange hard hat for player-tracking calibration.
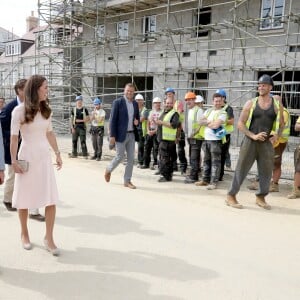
[185,91,196,100]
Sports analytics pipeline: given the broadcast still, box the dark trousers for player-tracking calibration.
[159,140,176,180]
[90,126,104,158]
[137,130,145,165]
[228,136,274,197]
[72,126,88,156]
[202,140,222,184]
[144,134,159,167]
[220,134,231,180]
[173,130,188,172]
[188,138,203,180]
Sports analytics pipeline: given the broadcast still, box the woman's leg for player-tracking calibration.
[19,209,30,244]
[44,205,57,249]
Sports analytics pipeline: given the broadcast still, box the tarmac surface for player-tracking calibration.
[1,135,300,300]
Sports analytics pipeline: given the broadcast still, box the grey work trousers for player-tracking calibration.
[107,132,135,184]
[228,136,274,197]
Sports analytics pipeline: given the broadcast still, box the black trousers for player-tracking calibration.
[159,140,176,180]
[137,130,145,165]
[173,130,188,172]
[144,134,159,167]
[72,126,88,156]
[220,134,231,180]
[188,138,203,180]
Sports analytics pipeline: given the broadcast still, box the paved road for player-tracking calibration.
[0,135,300,300]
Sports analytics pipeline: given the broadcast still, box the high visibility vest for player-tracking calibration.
[73,107,87,128]
[273,107,291,144]
[245,97,280,134]
[140,107,147,137]
[92,109,105,126]
[199,108,226,143]
[223,104,234,134]
[162,109,177,141]
[190,106,202,140]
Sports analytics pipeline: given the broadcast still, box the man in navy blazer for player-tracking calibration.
[104,83,140,189]
[0,79,45,221]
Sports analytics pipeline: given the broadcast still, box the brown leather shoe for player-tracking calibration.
[225,195,243,209]
[3,201,17,211]
[29,213,45,222]
[104,170,111,182]
[256,196,271,210]
[124,182,136,189]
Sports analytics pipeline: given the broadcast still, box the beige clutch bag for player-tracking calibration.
[17,160,29,172]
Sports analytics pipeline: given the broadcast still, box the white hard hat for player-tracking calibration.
[135,93,144,100]
[195,95,204,103]
[153,97,162,103]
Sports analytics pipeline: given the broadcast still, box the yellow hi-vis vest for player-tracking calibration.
[73,107,87,128]
[273,107,291,145]
[223,104,234,134]
[93,109,105,126]
[190,106,203,140]
[140,107,147,137]
[162,109,177,141]
[245,97,280,134]
[199,108,227,143]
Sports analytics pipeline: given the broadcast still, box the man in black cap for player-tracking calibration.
[226,74,283,210]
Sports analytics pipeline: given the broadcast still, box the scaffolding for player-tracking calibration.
[35,0,300,129]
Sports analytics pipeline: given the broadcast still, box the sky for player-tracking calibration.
[0,0,38,37]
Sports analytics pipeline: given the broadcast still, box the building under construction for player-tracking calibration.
[0,0,300,174]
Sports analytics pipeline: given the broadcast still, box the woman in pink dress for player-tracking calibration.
[10,75,62,255]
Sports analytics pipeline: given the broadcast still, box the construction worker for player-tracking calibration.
[144,97,162,169]
[135,93,149,168]
[195,93,227,190]
[165,87,188,174]
[184,92,204,184]
[70,95,90,158]
[269,95,290,192]
[90,97,106,161]
[247,94,289,193]
[226,74,283,209]
[155,97,180,182]
[216,88,234,181]
[288,115,300,199]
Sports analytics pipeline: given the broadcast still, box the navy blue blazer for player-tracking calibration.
[0,98,18,164]
[109,96,140,143]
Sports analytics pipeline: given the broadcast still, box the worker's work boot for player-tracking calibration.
[269,181,279,192]
[287,187,300,199]
[225,194,243,209]
[256,196,271,210]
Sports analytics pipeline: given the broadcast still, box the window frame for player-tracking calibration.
[142,15,156,42]
[260,0,285,30]
[96,24,105,42]
[116,21,129,45]
[5,41,21,56]
[193,7,211,38]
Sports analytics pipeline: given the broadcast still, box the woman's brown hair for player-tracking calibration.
[23,75,51,123]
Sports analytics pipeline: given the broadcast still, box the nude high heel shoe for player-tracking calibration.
[44,239,60,256]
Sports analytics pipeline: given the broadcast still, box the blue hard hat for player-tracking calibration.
[165,87,175,94]
[93,98,102,105]
[215,89,226,98]
[76,95,83,101]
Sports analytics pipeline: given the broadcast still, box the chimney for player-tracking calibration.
[26,11,38,32]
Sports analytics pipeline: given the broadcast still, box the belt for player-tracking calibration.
[127,130,134,133]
